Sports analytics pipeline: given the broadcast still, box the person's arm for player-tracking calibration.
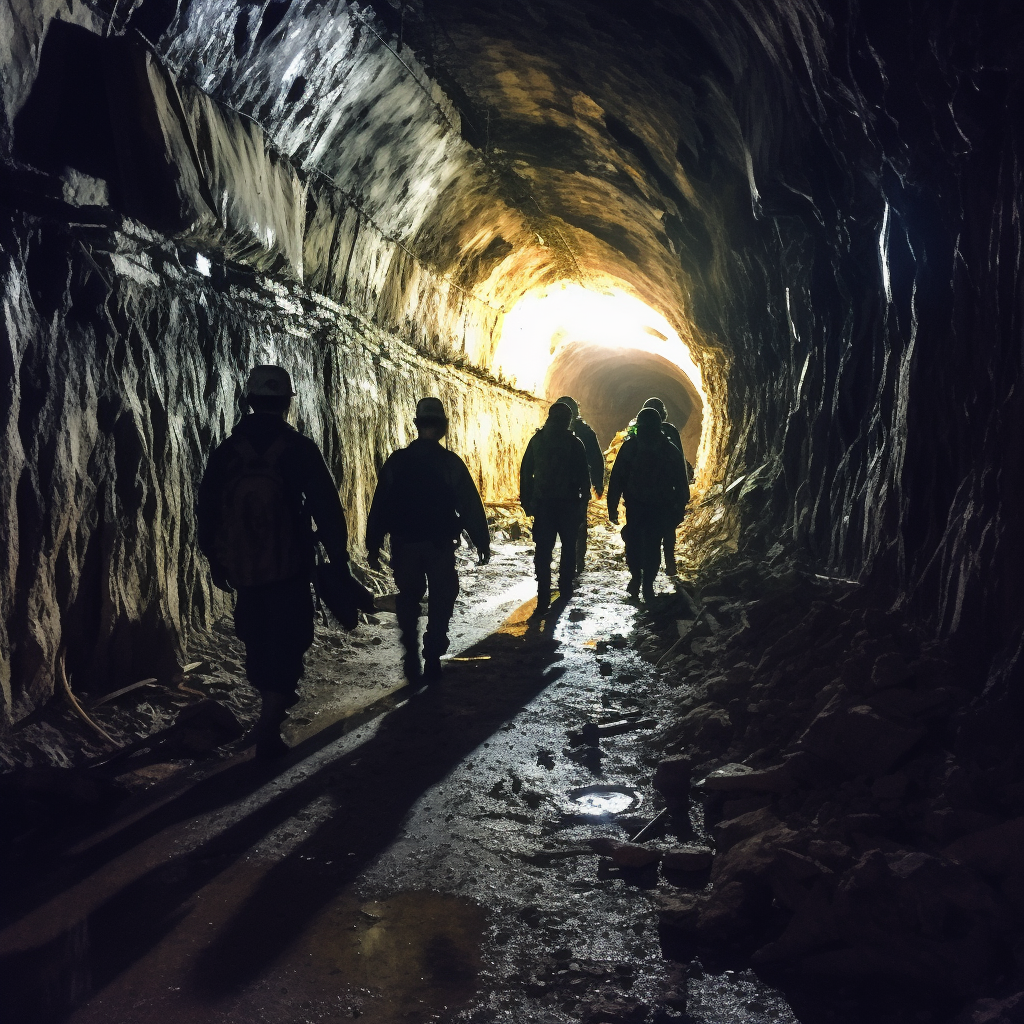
[451,455,491,562]
[572,437,591,509]
[519,437,536,516]
[607,444,630,524]
[664,422,683,452]
[196,446,231,590]
[671,446,690,522]
[364,458,392,569]
[582,427,605,496]
[302,439,349,566]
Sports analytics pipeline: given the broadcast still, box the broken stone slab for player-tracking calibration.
[662,845,714,871]
[942,817,1024,878]
[797,696,925,776]
[697,760,797,793]
[958,991,1024,1024]
[652,754,691,807]
[713,806,784,851]
[676,701,733,746]
[588,837,662,868]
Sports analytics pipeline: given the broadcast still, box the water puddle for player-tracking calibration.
[566,785,642,816]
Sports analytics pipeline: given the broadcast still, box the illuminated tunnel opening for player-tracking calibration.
[493,282,707,469]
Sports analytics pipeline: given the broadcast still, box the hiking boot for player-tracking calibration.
[626,574,641,599]
[642,584,657,604]
[533,589,551,618]
[402,653,422,684]
[558,577,574,598]
[422,657,443,683]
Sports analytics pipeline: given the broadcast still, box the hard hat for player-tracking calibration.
[415,396,448,421]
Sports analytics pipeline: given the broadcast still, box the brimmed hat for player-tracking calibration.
[246,365,295,397]
[415,396,447,421]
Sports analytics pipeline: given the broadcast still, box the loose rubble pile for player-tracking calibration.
[622,554,1024,1022]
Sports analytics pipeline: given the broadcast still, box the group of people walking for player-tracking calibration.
[197,365,690,757]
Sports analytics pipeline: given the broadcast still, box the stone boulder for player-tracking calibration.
[676,702,733,749]
[797,695,925,776]
[662,845,714,872]
[652,754,692,807]
[712,807,784,851]
[698,761,796,794]
[588,838,662,868]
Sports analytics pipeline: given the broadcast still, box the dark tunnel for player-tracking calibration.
[1,0,1023,1019]
[543,341,702,458]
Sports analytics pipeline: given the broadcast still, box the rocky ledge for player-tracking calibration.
[635,555,1024,1023]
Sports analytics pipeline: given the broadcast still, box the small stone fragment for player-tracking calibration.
[662,845,714,871]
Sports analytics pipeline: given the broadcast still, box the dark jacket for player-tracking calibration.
[197,413,349,583]
[520,424,592,516]
[607,432,690,524]
[572,418,606,495]
[366,438,489,553]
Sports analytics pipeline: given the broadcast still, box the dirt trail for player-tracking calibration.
[1,526,799,1024]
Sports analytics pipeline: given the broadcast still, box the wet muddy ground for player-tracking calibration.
[1,524,801,1024]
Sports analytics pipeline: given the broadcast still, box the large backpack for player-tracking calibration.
[531,428,579,508]
[216,435,306,586]
[626,438,676,508]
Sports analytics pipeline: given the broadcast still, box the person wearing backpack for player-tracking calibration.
[554,395,606,576]
[607,407,689,603]
[366,397,491,685]
[197,365,350,758]
[519,401,592,616]
[640,396,687,575]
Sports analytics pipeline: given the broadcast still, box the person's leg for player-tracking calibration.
[391,543,428,682]
[557,507,580,594]
[639,516,662,602]
[422,545,460,680]
[236,580,312,758]
[663,524,678,576]
[532,515,557,614]
[621,519,641,597]
[575,517,588,575]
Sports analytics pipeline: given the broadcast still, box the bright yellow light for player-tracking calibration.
[494,282,704,407]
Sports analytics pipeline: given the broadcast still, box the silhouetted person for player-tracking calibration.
[641,396,688,575]
[555,395,606,574]
[197,365,349,758]
[366,397,490,684]
[608,407,689,603]
[520,401,591,615]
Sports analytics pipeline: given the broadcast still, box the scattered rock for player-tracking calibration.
[943,817,1024,878]
[698,761,796,793]
[713,807,783,851]
[960,992,1024,1024]
[662,845,714,872]
[797,697,925,776]
[676,702,732,747]
[653,754,691,807]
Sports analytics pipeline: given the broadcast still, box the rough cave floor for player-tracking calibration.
[0,525,801,1024]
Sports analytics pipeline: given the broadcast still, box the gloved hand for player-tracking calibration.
[478,548,491,566]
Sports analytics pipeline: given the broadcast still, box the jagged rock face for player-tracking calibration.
[1,0,1022,723]
[0,213,540,719]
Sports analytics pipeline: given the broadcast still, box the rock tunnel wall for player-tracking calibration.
[0,0,547,725]
[0,211,540,723]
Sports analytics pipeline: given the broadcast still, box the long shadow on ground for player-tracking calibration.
[0,601,567,1021]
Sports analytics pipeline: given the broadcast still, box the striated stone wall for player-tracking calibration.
[0,212,542,725]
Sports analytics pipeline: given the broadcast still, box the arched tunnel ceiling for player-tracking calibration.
[162,0,798,358]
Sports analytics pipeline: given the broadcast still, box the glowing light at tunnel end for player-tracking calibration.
[494,281,706,441]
